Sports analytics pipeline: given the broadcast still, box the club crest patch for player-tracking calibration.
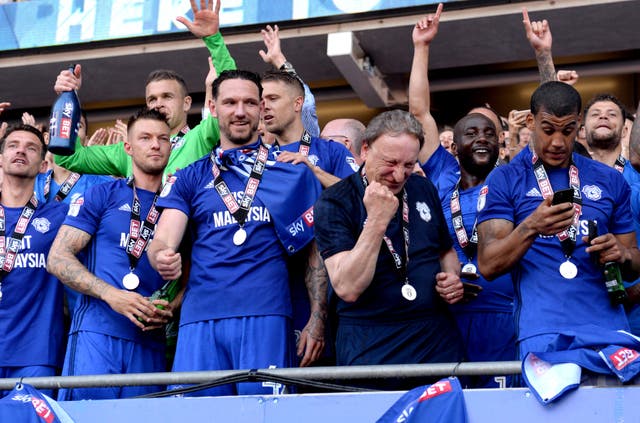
[581,185,602,201]
[31,217,51,234]
[416,201,431,222]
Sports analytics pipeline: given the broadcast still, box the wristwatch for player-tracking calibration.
[279,61,294,72]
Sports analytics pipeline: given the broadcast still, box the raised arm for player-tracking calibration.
[177,0,236,74]
[259,24,320,136]
[47,225,168,329]
[408,3,442,164]
[522,8,556,84]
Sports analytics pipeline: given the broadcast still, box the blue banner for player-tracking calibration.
[0,0,459,51]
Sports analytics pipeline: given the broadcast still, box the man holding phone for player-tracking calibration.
[477,81,640,390]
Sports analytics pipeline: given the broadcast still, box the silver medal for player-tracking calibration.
[401,283,417,301]
[462,263,477,274]
[559,260,578,279]
[122,272,140,290]
[233,228,247,246]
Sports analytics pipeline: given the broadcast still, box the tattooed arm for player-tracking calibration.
[477,197,575,279]
[522,9,556,84]
[47,225,170,330]
[297,241,328,367]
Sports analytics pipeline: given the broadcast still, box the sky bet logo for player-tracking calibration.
[288,206,314,237]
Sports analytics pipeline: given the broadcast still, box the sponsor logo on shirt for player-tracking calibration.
[582,185,602,201]
[477,185,488,211]
[417,380,453,402]
[160,175,177,197]
[212,207,271,228]
[302,206,314,227]
[68,197,84,217]
[609,347,640,371]
[346,156,360,172]
[526,187,542,197]
[203,179,216,189]
[118,203,132,212]
[31,217,51,234]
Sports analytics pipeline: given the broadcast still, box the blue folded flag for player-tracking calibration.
[377,377,468,423]
[0,383,74,423]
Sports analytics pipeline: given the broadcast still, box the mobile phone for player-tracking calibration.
[587,220,598,244]
[587,219,600,263]
[463,282,482,294]
[552,188,574,205]
[461,271,480,281]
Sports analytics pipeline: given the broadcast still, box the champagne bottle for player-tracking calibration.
[48,66,80,156]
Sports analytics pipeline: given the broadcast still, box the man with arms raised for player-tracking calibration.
[53,0,235,177]
[409,4,515,388]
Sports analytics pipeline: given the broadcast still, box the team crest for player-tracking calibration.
[416,201,431,222]
[308,154,320,166]
[31,217,51,234]
[582,185,602,201]
[477,185,488,211]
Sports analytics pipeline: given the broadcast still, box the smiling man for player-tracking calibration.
[0,125,67,397]
[148,70,325,396]
[408,7,516,388]
[584,94,628,170]
[314,110,465,380]
[477,82,640,389]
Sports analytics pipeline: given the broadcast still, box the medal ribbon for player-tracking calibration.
[209,142,269,230]
[0,194,39,300]
[450,178,478,263]
[614,154,626,173]
[44,170,81,202]
[274,130,312,156]
[170,124,190,151]
[531,153,582,259]
[361,168,410,283]
[124,178,161,272]
[298,130,312,157]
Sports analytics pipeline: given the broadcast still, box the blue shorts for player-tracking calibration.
[171,315,291,396]
[58,331,166,400]
[336,316,465,366]
[454,311,517,388]
[0,366,56,398]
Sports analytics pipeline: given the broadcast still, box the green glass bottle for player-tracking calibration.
[603,262,627,306]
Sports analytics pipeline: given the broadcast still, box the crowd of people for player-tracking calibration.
[2,1,640,401]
